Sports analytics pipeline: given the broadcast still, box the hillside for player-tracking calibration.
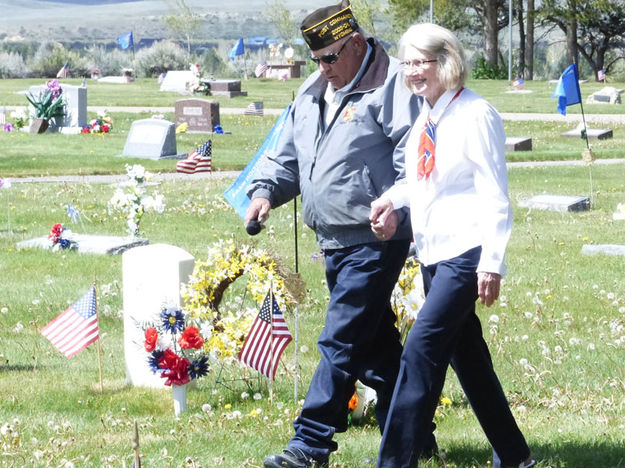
[0,0,316,42]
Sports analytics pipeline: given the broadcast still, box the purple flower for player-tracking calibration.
[2,123,13,132]
[46,79,62,100]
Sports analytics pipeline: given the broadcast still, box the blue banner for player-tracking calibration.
[551,64,581,116]
[223,105,292,219]
[118,31,134,50]
[228,38,245,61]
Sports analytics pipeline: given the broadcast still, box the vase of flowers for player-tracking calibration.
[26,80,66,133]
[144,306,210,415]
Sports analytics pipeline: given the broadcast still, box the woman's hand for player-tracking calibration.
[370,198,398,241]
[477,272,501,307]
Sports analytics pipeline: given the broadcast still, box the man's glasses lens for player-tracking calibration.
[310,36,352,65]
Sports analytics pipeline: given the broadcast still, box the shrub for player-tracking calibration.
[83,45,132,77]
[198,48,226,78]
[0,51,29,78]
[471,56,507,80]
[28,41,89,78]
[135,40,189,78]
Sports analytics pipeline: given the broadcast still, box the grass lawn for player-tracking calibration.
[1,78,624,467]
[1,163,624,467]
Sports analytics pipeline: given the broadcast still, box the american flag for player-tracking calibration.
[598,69,606,82]
[254,62,268,78]
[176,139,212,174]
[238,290,292,380]
[513,77,525,90]
[56,61,69,79]
[41,286,99,358]
[244,101,264,116]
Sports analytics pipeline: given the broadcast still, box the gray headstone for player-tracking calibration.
[505,137,532,152]
[561,127,613,140]
[244,101,264,116]
[28,84,87,134]
[175,98,220,133]
[17,233,148,255]
[518,194,590,212]
[122,244,195,388]
[207,80,247,97]
[122,119,186,159]
[586,86,623,105]
[581,244,625,257]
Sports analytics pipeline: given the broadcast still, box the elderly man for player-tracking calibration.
[244,2,434,467]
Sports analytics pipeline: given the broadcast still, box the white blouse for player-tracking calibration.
[384,88,512,276]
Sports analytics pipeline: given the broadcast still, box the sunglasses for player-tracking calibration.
[310,36,353,65]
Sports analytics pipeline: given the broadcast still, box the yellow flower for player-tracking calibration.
[440,396,452,406]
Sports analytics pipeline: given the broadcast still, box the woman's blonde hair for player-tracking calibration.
[399,23,467,92]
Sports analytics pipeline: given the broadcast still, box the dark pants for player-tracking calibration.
[288,240,410,462]
[377,247,530,468]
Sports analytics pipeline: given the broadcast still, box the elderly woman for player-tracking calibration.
[370,24,535,468]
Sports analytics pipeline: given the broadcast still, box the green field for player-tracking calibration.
[1,78,625,467]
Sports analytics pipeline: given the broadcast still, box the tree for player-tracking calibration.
[264,0,299,44]
[163,0,202,58]
[540,0,625,78]
[526,0,535,79]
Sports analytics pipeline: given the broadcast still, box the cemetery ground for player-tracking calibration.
[1,78,625,467]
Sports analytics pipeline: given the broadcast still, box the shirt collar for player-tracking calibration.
[426,87,462,125]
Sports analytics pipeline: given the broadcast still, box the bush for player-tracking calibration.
[83,45,132,77]
[0,51,29,78]
[198,48,226,78]
[28,41,89,78]
[471,56,507,80]
[134,40,189,78]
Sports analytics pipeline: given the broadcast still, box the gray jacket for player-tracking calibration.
[248,38,421,249]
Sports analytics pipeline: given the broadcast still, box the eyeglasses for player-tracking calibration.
[401,59,438,72]
[310,36,353,65]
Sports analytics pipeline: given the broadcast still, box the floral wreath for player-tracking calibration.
[48,223,77,251]
[181,240,295,364]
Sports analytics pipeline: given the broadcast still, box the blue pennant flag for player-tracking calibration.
[67,204,80,223]
[118,31,134,50]
[551,64,581,115]
[228,38,245,61]
[223,105,292,218]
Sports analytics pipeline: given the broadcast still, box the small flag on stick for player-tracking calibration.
[41,286,99,358]
[238,290,292,380]
[512,77,525,90]
[254,62,268,78]
[597,69,606,82]
[56,61,69,78]
[176,140,212,174]
[229,38,245,61]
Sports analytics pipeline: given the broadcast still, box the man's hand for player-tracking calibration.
[370,198,398,241]
[244,197,271,231]
[477,272,501,307]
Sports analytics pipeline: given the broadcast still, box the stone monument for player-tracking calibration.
[122,244,195,388]
[175,98,220,133]
[122,119,186,159]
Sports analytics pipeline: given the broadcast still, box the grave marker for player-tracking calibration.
[159,70,195,94]
[505,137,532,152]
[28,84,87,134]
[175,98,220,133]
[518,194,590,212]
[17,233,148,255]
[122,119,186,159]
[581,244,625,257]
[122,244,195,388]
[207,80,247,97]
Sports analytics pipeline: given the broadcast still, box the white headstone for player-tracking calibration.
[122,244,195,388]
[518,194,590,212]
[17,233,148,255]
[28,84,87,134]
[159,70,195,94]
[581,244,625,257]
[122,119,185,159]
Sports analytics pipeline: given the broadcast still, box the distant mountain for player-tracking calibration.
[0,0,316,42]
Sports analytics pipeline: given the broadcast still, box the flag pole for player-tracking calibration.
[269,284,274,404]
[132,419,141,468]
[293,196,300,403]
[576,78,594,207]
[94,281,104,393]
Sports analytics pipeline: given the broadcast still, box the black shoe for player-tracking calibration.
[264,448,328,468]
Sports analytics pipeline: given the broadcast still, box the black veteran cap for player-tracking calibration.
[300,0,359,51]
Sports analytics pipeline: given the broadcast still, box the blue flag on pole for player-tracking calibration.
[228,38,245,61]
[223,105,292,218]
[118,31,134,50]
[551,64,581,115]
